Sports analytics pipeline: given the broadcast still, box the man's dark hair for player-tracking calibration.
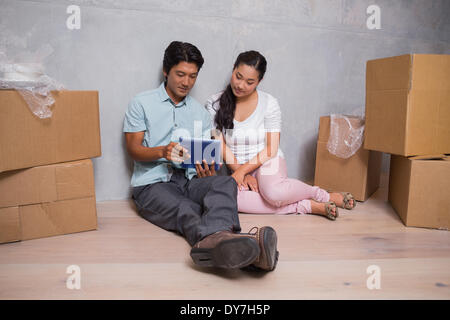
[163,41,204,75]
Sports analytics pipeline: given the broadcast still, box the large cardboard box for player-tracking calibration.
[314,116,382,201]
[388,154,450,230]
[0,90,101,172]
[0,159,98,244]
[364,54,450,156]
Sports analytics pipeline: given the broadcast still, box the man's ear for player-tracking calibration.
[163,66,169,78]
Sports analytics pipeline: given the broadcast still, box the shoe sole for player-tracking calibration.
[261,226,279,271]
[190,237,260,269]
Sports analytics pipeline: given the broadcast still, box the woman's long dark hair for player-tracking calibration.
[215,51,267,131]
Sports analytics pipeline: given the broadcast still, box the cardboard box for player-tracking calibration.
[314,116,382,201]
[0,159,98,244]
[364,54,450,156]
[388,154,450,230]
[0,90,101,173]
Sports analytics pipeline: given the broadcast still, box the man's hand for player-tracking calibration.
[195,160,217,178]
[164,142,189,163]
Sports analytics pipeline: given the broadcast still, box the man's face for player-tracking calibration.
[164,61,199,103]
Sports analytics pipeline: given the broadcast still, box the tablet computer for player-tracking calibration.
[179,137,221,171]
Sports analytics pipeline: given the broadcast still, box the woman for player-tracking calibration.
[205,50,355,220]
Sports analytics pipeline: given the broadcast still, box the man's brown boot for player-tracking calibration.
[246,226,279,271]
[190,231,260,269]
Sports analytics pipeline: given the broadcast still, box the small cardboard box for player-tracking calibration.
[0,90,101,173]
[388,154,450,230]
[364,54,450,156]
[314,116,382,201]
[0,159,98,244]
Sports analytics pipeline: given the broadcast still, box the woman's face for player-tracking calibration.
[230,63,260,98]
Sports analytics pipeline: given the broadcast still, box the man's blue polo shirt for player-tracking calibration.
[123,83,212,187]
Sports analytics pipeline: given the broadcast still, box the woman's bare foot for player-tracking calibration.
[329,192,355,210]
[310,200,338,220]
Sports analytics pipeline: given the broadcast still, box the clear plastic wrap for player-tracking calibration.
[0,45,64,119]
[327,113,365,159]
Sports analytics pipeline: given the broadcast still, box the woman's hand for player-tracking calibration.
[244,174,259,193]
[231,169,246,191]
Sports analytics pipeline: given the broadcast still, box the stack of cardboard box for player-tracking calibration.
[0,90,101,243]
[314,54,450,230]
[364,54,450,230]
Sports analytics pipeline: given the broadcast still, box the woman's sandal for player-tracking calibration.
[337,192,356,210]
[323,202,339,221]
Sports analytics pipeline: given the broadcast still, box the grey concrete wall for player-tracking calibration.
[1,0,449,201]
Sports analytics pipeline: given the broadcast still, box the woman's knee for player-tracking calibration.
[259,188,285,207]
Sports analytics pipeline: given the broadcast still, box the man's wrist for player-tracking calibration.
[155,145,166,160]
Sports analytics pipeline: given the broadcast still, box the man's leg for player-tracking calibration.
[133,174,259,269]
[186,175,241,238]
[132,179,205,247]
[187,175,279,271]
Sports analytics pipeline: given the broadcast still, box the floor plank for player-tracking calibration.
[0,178,449,299]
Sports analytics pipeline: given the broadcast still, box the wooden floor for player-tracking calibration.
[0,176,449,300]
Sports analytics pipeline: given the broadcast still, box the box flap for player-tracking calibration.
[409,154,446,161]
[55,159,95,200]
[366,54,412,91]
[0,159,95,208]
[406,89,450,156]
[406,55,450,156]
[364,90,409,154]
[53,91,102,161]
[0,166,57,208]
[411,54,450,91]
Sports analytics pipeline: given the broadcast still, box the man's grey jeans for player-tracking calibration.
[132,168,241,246]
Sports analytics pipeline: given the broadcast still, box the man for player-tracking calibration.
[123,41,279,271]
